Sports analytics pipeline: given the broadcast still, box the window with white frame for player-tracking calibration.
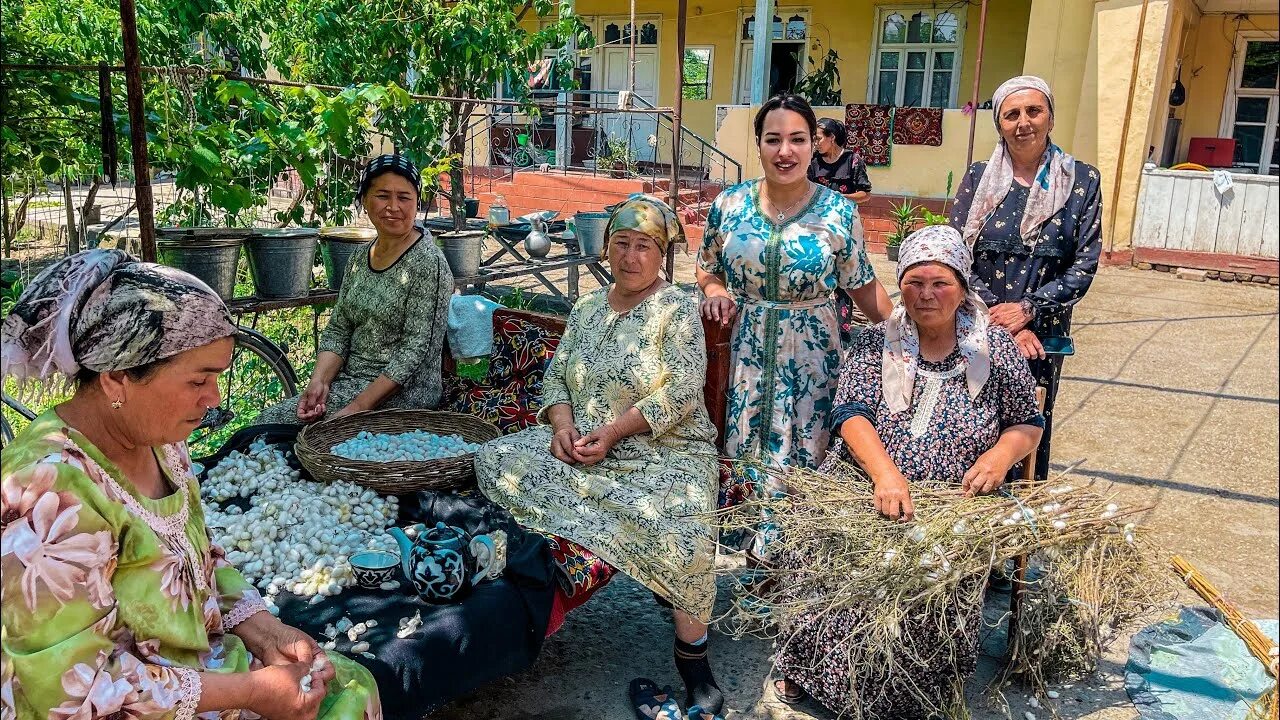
[682,47,713,100]
[870,6,962,108]
[1221,35,1279,175]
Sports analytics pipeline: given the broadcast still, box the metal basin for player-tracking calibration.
[156,227,250,300]
[438,230,486,278]
[245,228,320,298]
[573,212,610,257]
[320,227,376,290]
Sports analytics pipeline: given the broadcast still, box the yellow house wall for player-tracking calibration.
[550,0,1031,140]
[1175,12,1280,162]
[1024,0,1174,253]
[1020,0,1099,154]
[714,105,1000,197]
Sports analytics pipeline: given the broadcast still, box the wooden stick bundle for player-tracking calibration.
[1171,555,1278,720]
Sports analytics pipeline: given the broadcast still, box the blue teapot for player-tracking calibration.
[386,522,504,603]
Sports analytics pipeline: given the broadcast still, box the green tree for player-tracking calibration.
[257,0,587,229]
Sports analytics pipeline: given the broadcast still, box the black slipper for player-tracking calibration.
[630,677,684,720]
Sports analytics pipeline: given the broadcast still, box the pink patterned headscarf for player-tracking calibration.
[959,75,1076,248]
[1,249,237,382]
[882,225,991,414]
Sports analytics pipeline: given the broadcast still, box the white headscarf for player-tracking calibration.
[883,225,991,414]
[959,75,1077,248]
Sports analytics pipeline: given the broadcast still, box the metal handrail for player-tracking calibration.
[629,94,742,185]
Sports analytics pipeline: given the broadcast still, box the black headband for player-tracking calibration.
[358,154,421,197]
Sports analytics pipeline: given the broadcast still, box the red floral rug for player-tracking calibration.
[845,103,893,166]
[892,107,944,146]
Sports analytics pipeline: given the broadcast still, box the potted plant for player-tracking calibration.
[794,44,842,107]
[597,137,637,179]
[885,199,921,262]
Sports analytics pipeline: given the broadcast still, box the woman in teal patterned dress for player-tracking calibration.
[697,95,893,472]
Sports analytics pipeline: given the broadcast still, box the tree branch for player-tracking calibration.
[514,0,536,23]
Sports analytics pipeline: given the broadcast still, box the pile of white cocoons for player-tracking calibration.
[200,437,401,609]
[331,430,482,462]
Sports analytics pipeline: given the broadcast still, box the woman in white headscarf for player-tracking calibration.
[949,75,1103,481]
[770,226,1044,714]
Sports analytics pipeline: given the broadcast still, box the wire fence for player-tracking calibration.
[1,63,739,287]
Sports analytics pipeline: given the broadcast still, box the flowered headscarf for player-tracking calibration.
[960,75,1077,248]
[604,193,685,257]
[883,225,991,414]
[1,249,237,382]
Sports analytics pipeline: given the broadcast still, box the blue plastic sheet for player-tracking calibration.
[1126,606,1278,720]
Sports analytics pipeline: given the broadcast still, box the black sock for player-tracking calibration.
[675,637,723,715]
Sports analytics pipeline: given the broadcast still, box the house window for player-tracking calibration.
[871,7,962,108]
[1223,37,1279,175]
[682,47,713,100]
[742,14,805,41]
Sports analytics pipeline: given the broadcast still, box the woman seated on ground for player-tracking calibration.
[772,226,1044,716]
[0,250,379,719]
[475,195,725,718]
[258,154,453,424]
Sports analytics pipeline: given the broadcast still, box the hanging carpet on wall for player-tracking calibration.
[845,103,893,167]
[892,107,944,146]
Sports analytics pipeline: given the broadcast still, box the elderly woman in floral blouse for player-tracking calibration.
[772,225,1043,713]
[475,195,725,719]
[1,250,379,719]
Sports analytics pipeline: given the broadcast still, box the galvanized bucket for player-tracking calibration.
[573,211,610,257]
[319,227,376,290]
[245,228,320,298]
[438,230,485,278]
[156,228,250,300]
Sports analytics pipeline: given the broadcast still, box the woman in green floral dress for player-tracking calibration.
[475,196,726,717]
[697,95,893,472]
[1,250,380,719]
[259,154,453,424]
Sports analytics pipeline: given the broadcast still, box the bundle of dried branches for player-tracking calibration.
[716,460,1170,717]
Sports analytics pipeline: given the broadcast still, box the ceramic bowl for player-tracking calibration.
[350,550,400,590]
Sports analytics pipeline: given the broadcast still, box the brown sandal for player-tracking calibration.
[773,678,808,705]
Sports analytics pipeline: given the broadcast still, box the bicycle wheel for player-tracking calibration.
[187,327,299,456]
[1,391,39,449]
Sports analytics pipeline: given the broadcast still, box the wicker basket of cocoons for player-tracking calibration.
[295,409,501,493]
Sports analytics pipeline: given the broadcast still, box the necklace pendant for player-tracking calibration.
[777,212,785,221]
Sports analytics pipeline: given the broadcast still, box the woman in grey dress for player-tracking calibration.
[258,155,453,424]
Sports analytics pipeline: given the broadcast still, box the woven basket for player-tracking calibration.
[295,409,501,494]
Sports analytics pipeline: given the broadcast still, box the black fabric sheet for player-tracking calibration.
[199,425,558,719]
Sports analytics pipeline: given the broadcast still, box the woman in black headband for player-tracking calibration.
[258,154,454,423]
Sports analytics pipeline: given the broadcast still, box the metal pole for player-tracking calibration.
[749,0,773,104]
[628,0,637,93]
[556,0,575,171]
[118,0,155,260]
[63,176,80,255]
[667,0,687,281]
[964,0,990,169]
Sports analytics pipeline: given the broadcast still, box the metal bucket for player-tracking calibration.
[573,212,610,257]
[156,228,249,300]
[319,227,375,290]
[438,230,485,278]
[245,228,320,298]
